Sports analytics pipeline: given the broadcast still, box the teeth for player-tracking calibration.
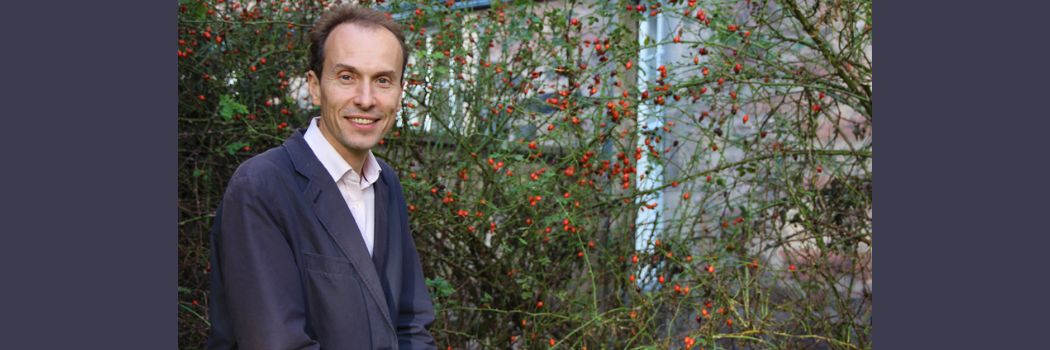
[350,118,376,125]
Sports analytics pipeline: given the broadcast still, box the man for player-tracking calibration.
[206,5,436,349]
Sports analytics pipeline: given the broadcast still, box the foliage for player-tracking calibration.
[178,0,872,349]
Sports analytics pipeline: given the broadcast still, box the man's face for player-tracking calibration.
[307,23,403,163]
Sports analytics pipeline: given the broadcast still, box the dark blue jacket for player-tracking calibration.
[207,129,436,350]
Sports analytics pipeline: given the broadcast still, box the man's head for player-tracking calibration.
[306,5,408,167]
[308,5,410,81]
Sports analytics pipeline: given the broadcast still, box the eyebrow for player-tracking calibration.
[331,63,397,79]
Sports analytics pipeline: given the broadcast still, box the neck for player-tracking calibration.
[343,151,367,177]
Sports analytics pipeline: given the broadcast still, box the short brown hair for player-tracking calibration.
[308,5,409,81]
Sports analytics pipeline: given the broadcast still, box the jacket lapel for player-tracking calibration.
[372,174,389,274]
[372,172,396,318]
[282,130,395,331]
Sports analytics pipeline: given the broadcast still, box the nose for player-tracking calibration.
[352,81,376,110]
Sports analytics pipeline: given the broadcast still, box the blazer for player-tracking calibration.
[206,129,436,350]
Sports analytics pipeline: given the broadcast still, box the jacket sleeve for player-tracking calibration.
[391,171,438,350]
[395,235,437,350]
[211,171,320,350]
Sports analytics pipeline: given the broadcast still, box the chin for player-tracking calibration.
[348,139,380,151]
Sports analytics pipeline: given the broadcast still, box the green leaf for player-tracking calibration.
[226,141,249,155]
[219,95,249,121]
[434,65,450,76]
[425,277,455,298]
[182,0,208,21]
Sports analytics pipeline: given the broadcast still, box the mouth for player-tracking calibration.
[345,115,379,126]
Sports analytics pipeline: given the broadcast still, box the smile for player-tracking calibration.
[349,117,376,125]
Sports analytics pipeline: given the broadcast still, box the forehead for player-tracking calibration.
[323,23,403,74]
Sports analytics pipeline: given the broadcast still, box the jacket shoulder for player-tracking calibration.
[227,147,296,192]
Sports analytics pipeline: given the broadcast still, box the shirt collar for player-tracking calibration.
[304,117,381,187]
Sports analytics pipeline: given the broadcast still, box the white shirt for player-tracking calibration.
[303,117,381,256]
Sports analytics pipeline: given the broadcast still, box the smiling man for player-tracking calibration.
[206,5,436,350]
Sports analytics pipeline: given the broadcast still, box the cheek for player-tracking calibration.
[382,115,396,132]
[382,94,401,115]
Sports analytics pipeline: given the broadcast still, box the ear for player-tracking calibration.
[306,70,322,107]
[396,75,406,113]
[393,84,404,116]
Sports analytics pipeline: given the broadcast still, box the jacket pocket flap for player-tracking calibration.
[302,252,354,275]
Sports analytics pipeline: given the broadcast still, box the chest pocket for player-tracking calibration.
[303,252,355,277]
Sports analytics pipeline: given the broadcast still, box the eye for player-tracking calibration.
[377,77,392,86]
[339,74,352,81]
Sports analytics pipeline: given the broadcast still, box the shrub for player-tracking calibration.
[179,0,871,349]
